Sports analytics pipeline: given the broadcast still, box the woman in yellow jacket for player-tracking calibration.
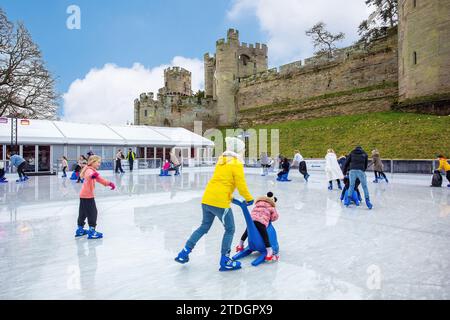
[437,155,450,187]
[175,137,254,271]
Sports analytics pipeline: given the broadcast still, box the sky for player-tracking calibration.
[1,0,371,124]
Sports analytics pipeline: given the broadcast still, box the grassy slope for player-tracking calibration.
[226,112,450,159]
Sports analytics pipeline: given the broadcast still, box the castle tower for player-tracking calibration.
[398,0,450,112]
[163,67,192,96]
[210,28,269,126]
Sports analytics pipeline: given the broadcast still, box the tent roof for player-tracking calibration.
[0,118,213,147]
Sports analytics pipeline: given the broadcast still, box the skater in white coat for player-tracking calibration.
[325,149,343,190]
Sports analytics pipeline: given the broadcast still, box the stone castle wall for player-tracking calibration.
[236,30,398,117]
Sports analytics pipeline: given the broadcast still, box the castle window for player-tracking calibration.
[165,82,168,88]
[413,0,416,8]
[144,110,148,117]
[413,51,417,65]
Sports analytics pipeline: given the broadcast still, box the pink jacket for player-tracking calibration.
[163,162,170,170]
[250,199,279,227]
[79,167,110,199]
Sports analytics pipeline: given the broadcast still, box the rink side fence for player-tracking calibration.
[1,158,447,175]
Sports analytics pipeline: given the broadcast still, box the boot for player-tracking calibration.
[365,198,373,210]
[304,173,310,182]
[373,177,378,183]
[219,254,241,271]
[328,181,333,190]
[75,226,89,237]
[87,227,103,239]
[174,246,192,264]
[337,180,343,190]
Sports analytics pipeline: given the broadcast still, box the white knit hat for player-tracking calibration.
[225,137,245,154]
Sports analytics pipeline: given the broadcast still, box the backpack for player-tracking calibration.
[431,170,442,187]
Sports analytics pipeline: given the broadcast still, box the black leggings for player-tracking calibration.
[78,198,98,228]
[299,161,308,177]
[241,221,271,248]
[374,171,387,179]
[115,159,124,173]
[17,162,27,179]
[446,171,450,183]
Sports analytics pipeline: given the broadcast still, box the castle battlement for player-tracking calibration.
[164,66,191,76]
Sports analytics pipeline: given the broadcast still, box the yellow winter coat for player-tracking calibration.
[202,154,253,209]
[438,158,450,172]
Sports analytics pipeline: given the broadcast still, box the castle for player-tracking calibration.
[134,0,450,130]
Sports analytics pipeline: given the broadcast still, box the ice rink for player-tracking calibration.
[1,168,449,300]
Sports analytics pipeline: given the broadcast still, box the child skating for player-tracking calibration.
[174,137,254,271]
[75,155,116,239]
[369,149,388,183]
[236,192,279,261]
[61,156,68,178]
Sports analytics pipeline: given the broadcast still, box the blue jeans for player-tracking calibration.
[186,204,235,255]
[349,169,370,200]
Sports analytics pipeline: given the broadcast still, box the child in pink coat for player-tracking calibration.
[236,192,279,261]
[75,155,116,239]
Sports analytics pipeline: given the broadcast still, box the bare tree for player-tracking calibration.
[305,22,345,58]
[358,0,398,45]
[0,8,57,119]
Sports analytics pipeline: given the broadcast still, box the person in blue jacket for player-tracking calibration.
[6,152,29,182]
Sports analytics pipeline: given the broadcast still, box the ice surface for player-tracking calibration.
[0,168,449,299]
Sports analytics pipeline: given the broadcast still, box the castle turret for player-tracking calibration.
[162,67,192,96]
[204,53,215,98]
[398,0,450,113]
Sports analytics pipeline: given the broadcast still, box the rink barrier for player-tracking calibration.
[244,159,449,175]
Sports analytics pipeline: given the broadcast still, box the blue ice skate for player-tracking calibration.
[174,246,192,264]
[328,182,333,190]
[0,179,8,184]
[365,198,373,210]
[16,177,26,182]
[276,172,291,182]
[23,176,29,181]
[304,173,310,182]
[75,226,89,237]
[219,254,241,271]
[231,198,280,267]
[87,227,103,239]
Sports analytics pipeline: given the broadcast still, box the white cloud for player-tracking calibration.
[227,0,371,66]
[62,56,204,125]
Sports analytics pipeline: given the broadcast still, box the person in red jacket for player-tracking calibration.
[236,191,279,261]
[75,155,115,239]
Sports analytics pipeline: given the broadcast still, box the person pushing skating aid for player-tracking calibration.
[175,136,254,271]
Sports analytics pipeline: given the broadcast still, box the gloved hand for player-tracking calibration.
[245,200,254,206]
[109,182,116,190]
[91,172,99,179]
